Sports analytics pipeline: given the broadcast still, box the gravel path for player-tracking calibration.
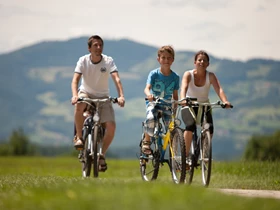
[217,189,280,199]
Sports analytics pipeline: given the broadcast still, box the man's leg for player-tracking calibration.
[102,121,116,155]
[74,102,86,149]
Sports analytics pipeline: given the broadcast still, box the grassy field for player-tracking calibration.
[0,157,279,210]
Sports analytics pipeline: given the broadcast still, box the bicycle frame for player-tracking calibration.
[139,97,186,183]
[77,97,117,178]
[147,98,180,163]
[183,97,233,186]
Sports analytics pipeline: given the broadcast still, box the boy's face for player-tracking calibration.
[88,39,103,56]
[157,51,174,67]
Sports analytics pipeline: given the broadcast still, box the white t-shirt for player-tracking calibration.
[74,54,118,97]
[186,69,211,102]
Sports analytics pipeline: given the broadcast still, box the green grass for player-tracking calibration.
[0,157,279,210]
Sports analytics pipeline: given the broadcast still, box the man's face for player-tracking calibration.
[89,39,103,56]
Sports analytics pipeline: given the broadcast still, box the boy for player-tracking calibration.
[142,45,180,155]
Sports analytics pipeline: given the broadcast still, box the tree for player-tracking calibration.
[244,130,280,161]
[9,128,35,156]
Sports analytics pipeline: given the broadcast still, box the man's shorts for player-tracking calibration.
[78,91,115,123]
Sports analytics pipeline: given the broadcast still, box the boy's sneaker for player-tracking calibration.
[186,157,192,170]
[73,136,84,150]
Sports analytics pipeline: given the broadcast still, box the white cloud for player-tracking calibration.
[0,0,279,61]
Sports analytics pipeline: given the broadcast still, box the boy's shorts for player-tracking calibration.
[78,91,115,123]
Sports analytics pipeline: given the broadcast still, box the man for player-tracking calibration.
[71,35,125,171]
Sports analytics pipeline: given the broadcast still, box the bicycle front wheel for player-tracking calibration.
[139,134,160,181]
[92,125,100,178]
[82,127,92,178]
[200,130,212,187]
[186,141,195,185]
[169,127,186,184]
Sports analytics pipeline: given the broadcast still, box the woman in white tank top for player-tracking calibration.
[180,50,232,158]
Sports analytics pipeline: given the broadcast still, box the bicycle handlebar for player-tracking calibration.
[145,96,185,105]
[77,97,118,104]
[181,97,233,109]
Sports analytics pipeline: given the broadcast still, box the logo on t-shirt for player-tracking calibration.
[100,67,107,73]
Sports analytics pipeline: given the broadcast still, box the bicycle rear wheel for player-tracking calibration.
[169,127,186,184]
[139,134,160,181]
[82,127,92,178]
[200,130,212,186]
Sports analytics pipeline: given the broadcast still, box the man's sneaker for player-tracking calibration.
[73,136,84,150]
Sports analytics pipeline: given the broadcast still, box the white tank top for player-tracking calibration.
[186,69,211,102]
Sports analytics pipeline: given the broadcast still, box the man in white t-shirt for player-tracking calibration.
[71,35,125,171]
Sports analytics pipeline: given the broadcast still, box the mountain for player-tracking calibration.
[0,36,279,159]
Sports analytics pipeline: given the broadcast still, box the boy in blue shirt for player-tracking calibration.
[142,45,180,155]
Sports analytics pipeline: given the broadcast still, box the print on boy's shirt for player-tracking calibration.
[152,79,176,99]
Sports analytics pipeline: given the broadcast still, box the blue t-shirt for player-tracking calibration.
[146,68,180,101]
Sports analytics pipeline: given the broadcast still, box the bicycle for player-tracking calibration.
[76,96,118,178]
[139,97,186,184]
[181,97,233,186]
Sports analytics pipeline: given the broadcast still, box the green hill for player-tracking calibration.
[0,37,279,159]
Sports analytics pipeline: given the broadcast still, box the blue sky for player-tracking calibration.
[0,0,279,61]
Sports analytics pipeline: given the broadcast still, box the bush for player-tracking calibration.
[244,130,280,161]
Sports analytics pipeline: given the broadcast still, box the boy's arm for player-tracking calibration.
[144,84,153,102]
[172,89,179,113]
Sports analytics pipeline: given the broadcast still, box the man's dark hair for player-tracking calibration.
[88,35,104,48]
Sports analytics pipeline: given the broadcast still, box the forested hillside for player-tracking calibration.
[0,37,279,159]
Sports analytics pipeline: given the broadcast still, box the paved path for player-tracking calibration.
[217,189,280,199]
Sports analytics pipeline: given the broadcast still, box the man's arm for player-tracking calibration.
[71,73,82,105]
[111,72,125,107]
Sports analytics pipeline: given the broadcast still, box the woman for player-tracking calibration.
[180,50,232,158]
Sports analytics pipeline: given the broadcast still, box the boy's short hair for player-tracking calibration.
[158,45,175,59]
[88,35,104,48]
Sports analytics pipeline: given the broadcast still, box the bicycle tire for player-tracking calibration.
[186,142,195,185]
[169,127,186,184]
[92,125,99,178]
[82,127,92,178]
[200,130,212,187]
[139,133,160,181]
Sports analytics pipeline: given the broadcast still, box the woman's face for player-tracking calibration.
[194,54,209,69]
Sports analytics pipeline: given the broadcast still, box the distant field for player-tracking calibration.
[0,157,279,210]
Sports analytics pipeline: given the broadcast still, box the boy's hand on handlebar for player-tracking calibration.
[117,96,125,107]
[147,94,154,102]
